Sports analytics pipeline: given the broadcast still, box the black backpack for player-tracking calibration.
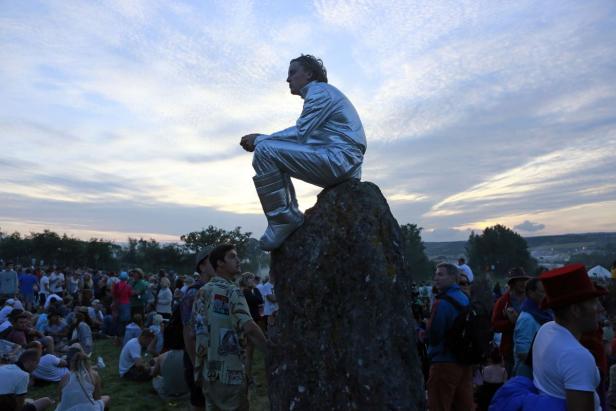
[438,294,493,365]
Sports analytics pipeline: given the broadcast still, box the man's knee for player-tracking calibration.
[252,141,276,172]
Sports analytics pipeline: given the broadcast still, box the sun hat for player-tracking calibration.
[540,263,607,309]
[152,314,163,326]
[506,267,530,284]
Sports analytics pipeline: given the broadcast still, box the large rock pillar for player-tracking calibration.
[267,180,426,410]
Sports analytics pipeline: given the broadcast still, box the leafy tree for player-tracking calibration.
[116,238,190,273]
[181,226,268,275]
[466,224,536,277]
[0,231,30,265]
[181,226,252,254]
[400,224,434,281]
[1,225,270,276]
[84,239,120,269]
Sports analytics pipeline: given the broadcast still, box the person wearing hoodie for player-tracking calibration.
[513,278,553,377]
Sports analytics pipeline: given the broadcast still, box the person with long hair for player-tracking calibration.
[68,310,93,356]
[55,350,110,411]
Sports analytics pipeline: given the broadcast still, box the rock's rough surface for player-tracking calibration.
[268,180,426,410]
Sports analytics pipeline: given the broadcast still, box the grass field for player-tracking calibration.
[29,339,270,411]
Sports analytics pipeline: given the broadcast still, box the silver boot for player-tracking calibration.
[254,170,304,251]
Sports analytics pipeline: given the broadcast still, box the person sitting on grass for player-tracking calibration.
[86,300,105,334]
[55,349,110,411]
[118,328,156,381]
[44,311,69,352]
[122,313,144,347]
[0,348,54,411]
[5,311,55,354]
[151,337,189,401]
[30,340,69,384]
[68,310,93,356]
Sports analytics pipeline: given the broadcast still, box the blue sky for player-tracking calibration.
[1,0,615,242]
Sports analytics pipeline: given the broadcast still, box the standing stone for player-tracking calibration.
[267,180,426,410]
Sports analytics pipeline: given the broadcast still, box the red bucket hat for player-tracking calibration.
[540,263,607,309]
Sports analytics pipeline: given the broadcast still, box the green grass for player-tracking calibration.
[29,339,270,411]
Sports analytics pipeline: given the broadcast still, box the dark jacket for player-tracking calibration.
[427,284,469,363]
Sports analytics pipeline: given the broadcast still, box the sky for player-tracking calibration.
[1,0,615,243]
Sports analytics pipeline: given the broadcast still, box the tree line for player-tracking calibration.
[0,226,269,275]
[1,223,542,281]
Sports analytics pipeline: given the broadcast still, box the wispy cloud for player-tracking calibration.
[1,0,615,241]
[514,220,546,233]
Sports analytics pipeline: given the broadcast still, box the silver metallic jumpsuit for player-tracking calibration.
[252,80,366,250]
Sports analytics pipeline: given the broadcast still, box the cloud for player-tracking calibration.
[514,220,546,232]
[422,227,473,242]
[0,192,265,242]
[1,1,615,242]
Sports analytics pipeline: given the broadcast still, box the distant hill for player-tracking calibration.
[424,232,616,261]
[524,232,616,249]
[423,241,466,260]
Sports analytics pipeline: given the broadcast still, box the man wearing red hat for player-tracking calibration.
[492,267,530,375]
[532,263,605,410]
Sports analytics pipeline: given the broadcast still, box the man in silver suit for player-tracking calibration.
[240,54,367,251]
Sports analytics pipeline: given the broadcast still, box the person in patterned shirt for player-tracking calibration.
[192,244,268,410]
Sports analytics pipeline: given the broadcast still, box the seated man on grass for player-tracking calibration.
[0,349,54,411]
[31,350,69,384]
[118,328,156,381]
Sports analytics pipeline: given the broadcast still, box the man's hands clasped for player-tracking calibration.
[240,133,261,152]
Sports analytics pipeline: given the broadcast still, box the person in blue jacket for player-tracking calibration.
[427,262,473,410]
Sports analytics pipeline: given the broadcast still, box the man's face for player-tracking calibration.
[529,281,546,305]
[287,61,312,95]
[16,317,28,330]
[511,279,527,295]
[139,335,153,348]
[24,357,40,373]
[577,298,601,333]
[433,267,456,292]
[217,249,241,277]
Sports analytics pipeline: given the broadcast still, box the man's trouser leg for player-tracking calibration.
[252,169,303,251]
[252,140,363,188]
[427,362,474,411]
[252,140,363,250]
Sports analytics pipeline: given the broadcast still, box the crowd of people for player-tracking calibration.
[0,244,279,411]
[2,251,615,411]
[416,260,616,411]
